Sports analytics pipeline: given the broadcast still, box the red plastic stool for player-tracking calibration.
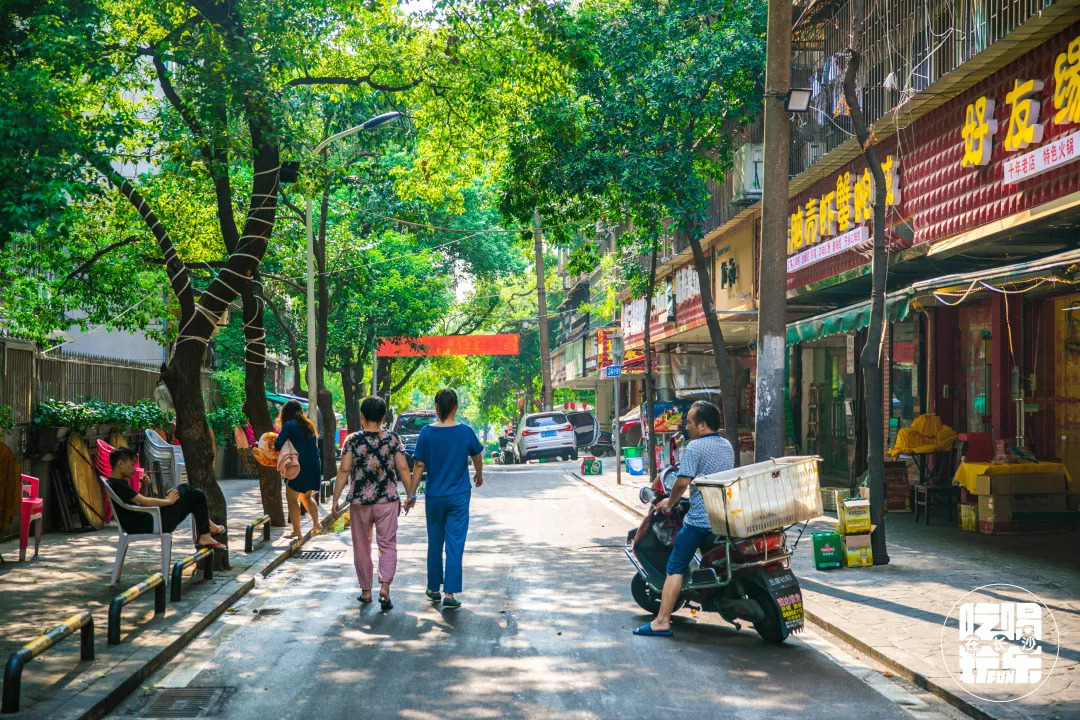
[20,475,44,561]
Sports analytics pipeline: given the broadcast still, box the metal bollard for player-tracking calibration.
[319,480,331,503]
[107,573,166,645]
[3,611,94,714]
[244,515,272,553]
[169,548,213,602]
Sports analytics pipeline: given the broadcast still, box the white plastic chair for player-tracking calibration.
[99,475,173,586]
[143,430,186,492]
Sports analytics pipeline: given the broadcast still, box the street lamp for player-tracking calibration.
[303,111,403,416]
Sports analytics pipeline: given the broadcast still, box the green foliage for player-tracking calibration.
[32,398,174,433]
[0,405,13,432]
[206,369,248,448]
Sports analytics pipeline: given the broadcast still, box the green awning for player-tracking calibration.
[786,294,911,345]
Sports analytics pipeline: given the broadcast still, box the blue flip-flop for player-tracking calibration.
[632,623,673,637]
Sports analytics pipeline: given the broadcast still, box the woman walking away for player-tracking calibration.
[332,396,411,610]
[274,400,322,538]
[408,389,484,609]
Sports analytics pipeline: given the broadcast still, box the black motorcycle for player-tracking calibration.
[625,466,804,643]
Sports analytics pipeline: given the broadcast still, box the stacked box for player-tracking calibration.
[837,497,873,567]
[811,531,843,570]
[884,461,911,512]
[973,473,1069,534]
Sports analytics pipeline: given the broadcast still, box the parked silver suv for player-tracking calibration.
[512,412,578,463]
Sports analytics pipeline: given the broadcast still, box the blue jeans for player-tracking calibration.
[666,523,713,576]
[425,491,470,594]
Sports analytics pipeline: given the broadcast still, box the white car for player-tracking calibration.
[512,412,579,463]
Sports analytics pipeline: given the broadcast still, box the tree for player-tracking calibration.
[842,0,889,565]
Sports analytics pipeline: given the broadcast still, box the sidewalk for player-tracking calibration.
[568,463,1080,720]
[0,478,323,718]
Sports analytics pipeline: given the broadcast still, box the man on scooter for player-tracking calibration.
[633,400,734,637]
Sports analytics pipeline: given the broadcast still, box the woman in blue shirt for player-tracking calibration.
[407,389,483,608]
[274,400,323,538]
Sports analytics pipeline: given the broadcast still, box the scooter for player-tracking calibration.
[625,466,804,643]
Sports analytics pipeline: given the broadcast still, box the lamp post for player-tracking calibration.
[304,111,403,415]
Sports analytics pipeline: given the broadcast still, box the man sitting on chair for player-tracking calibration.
[107,447,225,549]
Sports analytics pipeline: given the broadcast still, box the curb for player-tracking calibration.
[18,514,333,720]
[567,470,993,720]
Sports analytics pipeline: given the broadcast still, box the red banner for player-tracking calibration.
[377,335,520,357]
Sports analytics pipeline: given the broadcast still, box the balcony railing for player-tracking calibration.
[789,0,1057,176]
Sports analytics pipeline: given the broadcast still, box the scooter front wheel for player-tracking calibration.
[631,574,682,615]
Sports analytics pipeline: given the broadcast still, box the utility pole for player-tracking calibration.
[754,0,792,462]
[534,208,554,412]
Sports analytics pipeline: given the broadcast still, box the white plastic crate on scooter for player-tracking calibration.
[694,456,823,538]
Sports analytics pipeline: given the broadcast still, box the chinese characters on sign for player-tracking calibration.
[1003,130,1080,183]
[787,226,870,273]
[958,33,1080,184]
[961,96,998,167]
[787,160,896,256]
[958,602,1044,685]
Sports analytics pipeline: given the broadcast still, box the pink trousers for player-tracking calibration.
[350,501,399,588]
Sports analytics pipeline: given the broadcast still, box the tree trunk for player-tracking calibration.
[534,209,554,412]
[241,281,286,526]
[377,356,392,400]
[317,386,337,481]
[164,343,230,567]
[341,348,362,433]
[844,7,890,564]
[687,233,740,466]
[643,244,659,483]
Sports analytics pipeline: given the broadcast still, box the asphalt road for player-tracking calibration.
[109,463,958,720]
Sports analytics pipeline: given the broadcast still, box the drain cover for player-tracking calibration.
[140,687,230,718]
[296,550,343,560]
[251,608,283,622]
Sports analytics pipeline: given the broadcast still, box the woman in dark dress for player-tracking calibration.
[274,400,322,538]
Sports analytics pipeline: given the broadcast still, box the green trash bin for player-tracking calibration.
[623,446,643,459]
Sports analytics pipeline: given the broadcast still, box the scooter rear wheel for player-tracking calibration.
[631,574,682,615]
[746,583,790,644]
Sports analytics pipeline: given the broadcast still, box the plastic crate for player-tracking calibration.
[694,456,823,538]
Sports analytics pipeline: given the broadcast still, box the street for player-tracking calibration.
[107,463,958,720]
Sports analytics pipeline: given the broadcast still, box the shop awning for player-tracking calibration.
[786,293,911,345]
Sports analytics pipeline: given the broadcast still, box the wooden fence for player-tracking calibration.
[0,340,214,424]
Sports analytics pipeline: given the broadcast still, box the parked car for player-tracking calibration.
[512,412,579,463]
[565,410,600,453]
[393,411,439,473]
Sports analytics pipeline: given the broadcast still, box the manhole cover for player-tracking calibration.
[140,687,231,718]
[576,545,625,553]
[296,550,343,560]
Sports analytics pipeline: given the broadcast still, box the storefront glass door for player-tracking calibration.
[1055,295,1080,482]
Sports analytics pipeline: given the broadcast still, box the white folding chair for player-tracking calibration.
[99,475,173,585]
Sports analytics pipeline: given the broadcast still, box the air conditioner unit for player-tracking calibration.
[732,144,764,205]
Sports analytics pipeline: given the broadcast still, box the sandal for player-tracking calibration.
[442,597,461,609]
[425,590,442,603]
[358,592,373,604]
[379,594,393,611]
[196,539,226,551]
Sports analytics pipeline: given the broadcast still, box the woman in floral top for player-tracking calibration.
[331,396,412,610]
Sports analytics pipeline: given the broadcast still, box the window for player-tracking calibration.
[526,413,569,428]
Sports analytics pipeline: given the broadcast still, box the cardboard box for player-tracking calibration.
[977,493,1067,522]
[959,503,977,531]
[886,479,911,511]
[812,531,843,570]
[979,519,1072,535]
[842,533,873,567]
[580,457,602,475]
[973,473,1068,496]
[838,498,871,535]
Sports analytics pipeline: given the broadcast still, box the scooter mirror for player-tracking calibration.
[639,487,655,504]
